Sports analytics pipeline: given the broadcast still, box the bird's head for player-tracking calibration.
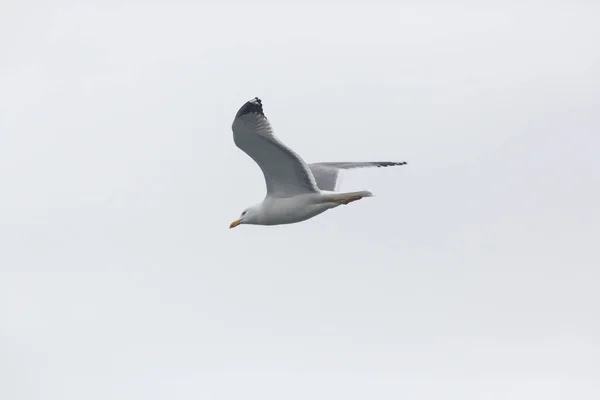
[229,205,260,228]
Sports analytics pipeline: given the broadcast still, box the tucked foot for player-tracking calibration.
[332,195,364,205]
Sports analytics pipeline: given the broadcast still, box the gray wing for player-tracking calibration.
[308,161,407,191]
[231,97,319,198]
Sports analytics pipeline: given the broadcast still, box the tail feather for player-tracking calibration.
[355,190,374,198]
[336,190,373,199]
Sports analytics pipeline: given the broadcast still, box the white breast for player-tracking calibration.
[259,194,336,225]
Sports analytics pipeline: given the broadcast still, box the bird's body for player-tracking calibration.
[244,193,338,226]
[238,190,375,226]
[229,97,406,228]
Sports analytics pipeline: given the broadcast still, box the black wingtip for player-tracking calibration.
[376,161,407,167]
[235,97,265,118]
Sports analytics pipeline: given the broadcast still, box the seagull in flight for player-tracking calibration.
[229,97,407,228]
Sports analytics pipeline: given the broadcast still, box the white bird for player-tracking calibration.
[229,97,407,228]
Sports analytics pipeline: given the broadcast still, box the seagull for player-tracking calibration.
[229,97,407,228]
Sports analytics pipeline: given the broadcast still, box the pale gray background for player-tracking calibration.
[1,1,599,399]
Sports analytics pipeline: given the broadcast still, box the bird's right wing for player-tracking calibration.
[308,161,407,191]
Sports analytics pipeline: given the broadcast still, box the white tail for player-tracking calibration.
[350,190,374,198]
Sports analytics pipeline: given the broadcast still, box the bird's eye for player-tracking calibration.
[242,211,247,216]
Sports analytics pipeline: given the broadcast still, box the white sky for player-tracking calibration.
[1,1,599,399]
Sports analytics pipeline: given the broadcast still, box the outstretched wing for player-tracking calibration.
[231,97,319,198]
[308,161,407,191]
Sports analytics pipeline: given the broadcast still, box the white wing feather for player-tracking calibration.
[231,98,319,198]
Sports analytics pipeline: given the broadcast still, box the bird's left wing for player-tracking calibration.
[231,97,319,198]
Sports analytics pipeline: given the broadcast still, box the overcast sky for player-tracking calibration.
[1,1,599,399]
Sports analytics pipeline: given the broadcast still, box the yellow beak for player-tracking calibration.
[229,219,241,229]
